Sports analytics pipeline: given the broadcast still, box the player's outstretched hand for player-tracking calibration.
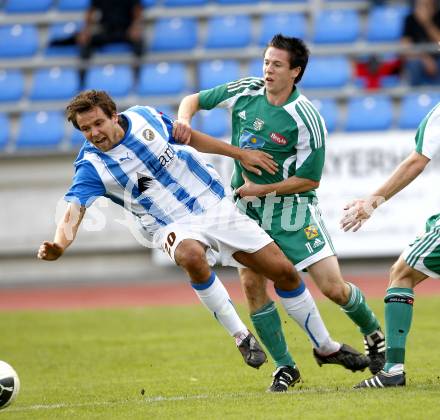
[340,196,383,232]
[37,241,64,261]
[239,149,278,176]
[340,200,368,232]
[172,120,192,144]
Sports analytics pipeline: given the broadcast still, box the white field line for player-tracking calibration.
[6,386,368,412]
[7,392,256,412]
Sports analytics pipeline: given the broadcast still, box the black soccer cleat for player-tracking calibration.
[354,370,406,389]
[364,328,386,374]
[268,365,301,392]
[313,343,370,372]
[237,332,267,369]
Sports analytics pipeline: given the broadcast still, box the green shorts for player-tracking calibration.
[236,195,336,271]
[403,212,440,278]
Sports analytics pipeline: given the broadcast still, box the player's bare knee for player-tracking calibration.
[273,261,301,288]
[389,259,417,288]
[322,284,347,305]
[174,241,207,272]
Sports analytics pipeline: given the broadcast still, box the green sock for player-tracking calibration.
[341,283,380,335]
[383,287,414,371]
[251,301,295,368]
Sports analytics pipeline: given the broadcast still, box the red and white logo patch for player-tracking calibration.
[270,132,287,145]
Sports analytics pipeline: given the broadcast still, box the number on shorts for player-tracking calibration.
[305,242,313,254]
[164,232,176,256]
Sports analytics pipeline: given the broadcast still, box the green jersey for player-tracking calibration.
[415,102,440,159]
[402,102,440,278]
[199,77,327,199]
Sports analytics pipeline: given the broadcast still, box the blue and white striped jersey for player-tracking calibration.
[65,105,225,235]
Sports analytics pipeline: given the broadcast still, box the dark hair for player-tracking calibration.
[265,34,309,83]
[66,90,117,129]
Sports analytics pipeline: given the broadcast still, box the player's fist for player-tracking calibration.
[37,241,64,261]
[172,120,192,144]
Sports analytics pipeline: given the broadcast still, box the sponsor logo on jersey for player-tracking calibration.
[142,129,155,141]
[253,118,264,131]
[119,152,132,163]
[158,145,175,168]
[238,110,246,120]
[304,225,319,240]
[137,173,154,193]
[312,238,324,248]
[239,131,265,149]
[270,132,287,145]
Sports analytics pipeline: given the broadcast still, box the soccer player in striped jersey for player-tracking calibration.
[37,89,328,375]
[341,103,440,388]
[174,34,384,391]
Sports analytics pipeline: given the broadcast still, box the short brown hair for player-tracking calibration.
[66,90,117,129]
[265,34,309,84]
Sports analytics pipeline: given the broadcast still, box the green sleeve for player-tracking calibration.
[199,84,230,110]
[294,100,326,181]
[295,147,325,181]
[415,112,430,154]
[199,77,265,110]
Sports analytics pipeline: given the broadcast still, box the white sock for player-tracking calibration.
[276,282,340,355]
[388,364,404,374]
[192,272,247,337]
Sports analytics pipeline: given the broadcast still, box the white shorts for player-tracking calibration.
[153,198,273,268]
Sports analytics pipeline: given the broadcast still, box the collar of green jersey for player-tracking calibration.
[264,86,300,107]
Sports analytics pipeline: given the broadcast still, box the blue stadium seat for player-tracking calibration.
[16,111,65,149]
[399,93,440,129]
[97,43,133,55]
[345,96,393,131]
[198,59,240,90]
[0,24,38,57]
[196,109,230,137]
[0,69,24,102]
[141,0,157,7]
[311,98,338,133]
[313,10,360,44]
[300,56,350,89]
[150,17,197,51]
[58,0,90,11]
[46,21,82,56]
[71,127,85,148]
[84,65,133,97]
[367,6,408,42]
[138,62,187,96]
[259,13,306,46]
[216,0,254,4]
[205,15,252,49]
[30,67,80,101]
[4,0,52,13]
[249,58,263,78]
[0,114,10,149]
[163,0,207,5]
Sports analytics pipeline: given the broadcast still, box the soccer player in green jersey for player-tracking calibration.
[173,34,384,391]
[341,103,440,388]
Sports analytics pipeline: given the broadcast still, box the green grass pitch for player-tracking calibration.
[2,297,440,419]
